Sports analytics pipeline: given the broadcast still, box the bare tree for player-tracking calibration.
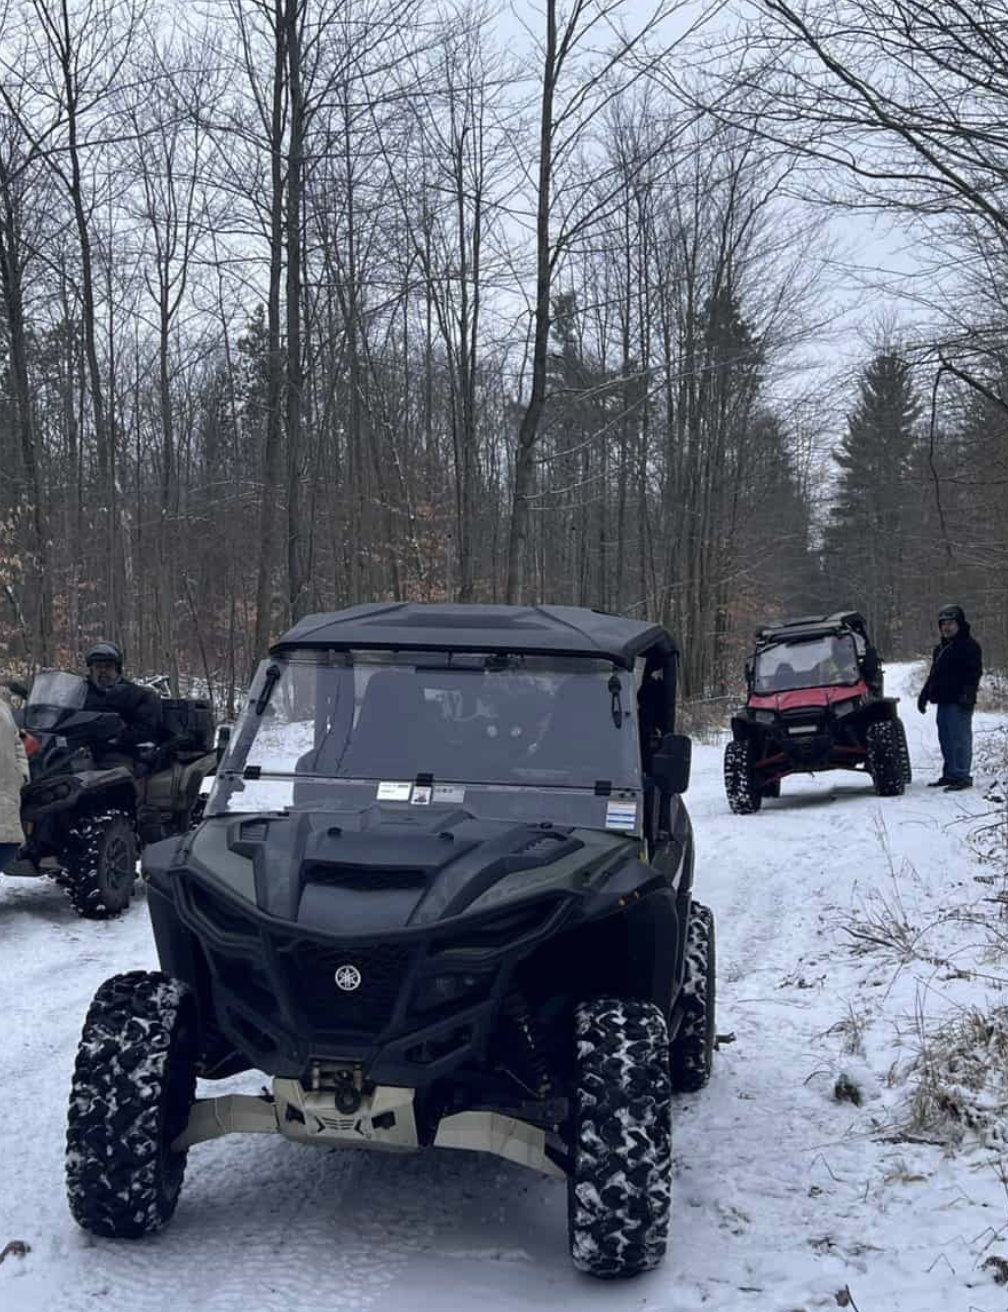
[504,0,714,603]
[123,36,217,685]
[0,116,53,662]
[754,0,1008,398]
[375,2,513,600]
[0,0,147,631]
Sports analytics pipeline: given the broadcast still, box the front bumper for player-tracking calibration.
[172,1078,566,1178]
[745,709,869,777]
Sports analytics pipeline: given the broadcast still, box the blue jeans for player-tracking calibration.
[0,842,19,871]
[936,703,973,782]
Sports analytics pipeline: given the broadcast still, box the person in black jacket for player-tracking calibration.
[83,642,162,766]
[917,605,983,790]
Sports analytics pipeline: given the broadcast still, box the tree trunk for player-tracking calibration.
[505,0,556,605]
[253,0,287,658]
[0,161,53,663]
[285,0,307,624]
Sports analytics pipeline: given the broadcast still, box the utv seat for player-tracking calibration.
[769,663,795,691]
[337,671,447,779]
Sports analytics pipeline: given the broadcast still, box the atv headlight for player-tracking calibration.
[833,696,861,717]
[752,709,776,725]
[414,971,491,1013]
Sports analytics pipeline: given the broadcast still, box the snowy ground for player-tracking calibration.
[3,663,1007,1312]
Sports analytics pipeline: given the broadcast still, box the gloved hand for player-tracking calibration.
[917,692,928,714]
[135,742,161,767]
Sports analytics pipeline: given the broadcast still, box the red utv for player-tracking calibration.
[724,612,911,814]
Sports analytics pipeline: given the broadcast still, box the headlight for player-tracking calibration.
[753,709,776,725]
[834,697,861,718]
[414,971,491,1013]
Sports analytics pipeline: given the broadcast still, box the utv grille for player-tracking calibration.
[275,937,413,1035]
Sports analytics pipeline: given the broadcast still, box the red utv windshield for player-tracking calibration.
[752,634,860,694]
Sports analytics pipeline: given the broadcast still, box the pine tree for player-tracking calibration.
[824,352,920,655]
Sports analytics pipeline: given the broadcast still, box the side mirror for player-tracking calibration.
[649,732,691,794]
[4,680,29,701]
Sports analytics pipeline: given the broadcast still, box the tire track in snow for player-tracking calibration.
[664,662,998,1310]
[9,1138,442,1312]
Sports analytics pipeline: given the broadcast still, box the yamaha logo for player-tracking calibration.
[334,964,362,992]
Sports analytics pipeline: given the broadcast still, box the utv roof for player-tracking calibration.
[755,611,869,645]
[271,603,677,668]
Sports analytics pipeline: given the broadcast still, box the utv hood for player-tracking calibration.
[748,680,867,712]
[145,806,638,934]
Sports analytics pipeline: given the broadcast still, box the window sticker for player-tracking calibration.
[605,800,637,831]
[411,784,432,806]
[432,784,465,804]
[376,781,412,802]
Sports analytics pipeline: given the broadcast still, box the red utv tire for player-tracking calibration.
[724,740,761,814]
[895,719,912,783]
[866,721,906,797]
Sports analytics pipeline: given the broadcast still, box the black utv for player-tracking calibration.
[724,611,911,813]
[66,604,714,1279]
[6,672,217,917]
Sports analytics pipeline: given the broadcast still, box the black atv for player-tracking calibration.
[7,672,217,917]
[724,611,912,814]
[65,604,714,1279]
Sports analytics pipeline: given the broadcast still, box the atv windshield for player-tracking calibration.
[28,671,89,709]
[207,650,640,816]
[24,672,92,733]
[753,634,860,694]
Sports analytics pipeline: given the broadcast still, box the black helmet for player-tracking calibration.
[937,605,965,625]
[85,641,124,672]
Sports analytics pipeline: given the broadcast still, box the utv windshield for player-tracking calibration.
[753,634,860,694]
[207,650,640,816]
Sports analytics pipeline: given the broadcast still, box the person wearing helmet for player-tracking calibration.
[916,605,983,790]
[83,642,162,764]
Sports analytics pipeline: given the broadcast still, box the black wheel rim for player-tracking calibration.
[102,828,135,899]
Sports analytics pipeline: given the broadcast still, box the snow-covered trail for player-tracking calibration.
[2,663,1005,1312]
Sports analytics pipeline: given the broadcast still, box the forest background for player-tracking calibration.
[0,0,1005,714]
